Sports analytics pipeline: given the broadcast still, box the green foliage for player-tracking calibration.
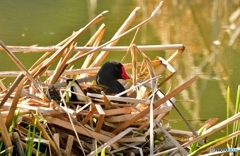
[25,112,44,156]
[101,146,110,156]
[25,117,37,156]
[36,131,42,156]
[226,86,230,135]
[231,85,240,150]
[189,86,240,155]
[189,135,229,156]
[0,147,12,155]
[189,127,205,153]
[9,109,20,133]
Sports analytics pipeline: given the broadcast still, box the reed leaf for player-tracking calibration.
[189,126,205,153]
[190,131,240,155]
[36,131,42,156]
[232,85,240,148]
[9,109,20,133]
[226,86,230,136]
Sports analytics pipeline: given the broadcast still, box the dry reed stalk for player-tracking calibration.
[11,132,25,156]
[94,104,105,133]
[48,43,76,84]
[0,110,30,118]
[80,110,94,126]
[47,117,119,147]
[29,53,50,72]
[134,44,156,84]
[168,129,193,138]
[112,76,198,134]
[2,102,64,117]
[129,44,157,155]
[21,88,42,100]
[89,7,140,68]
[52,133,60,149]
[26,99,50,107]
[0,60,161,78]
[182,112,240,148]
[1,44,185,53]
[88,128,135,156]
[144,51,181,81]
[0,73,25,109]
[200,118,218,130]
[87,92,151,104]
[32,114,61,155]
[131,44,137,86]
[167,96,201,143]
[76,107,135,118]
[121,25,139,63]
[0,41,46,98]
[101,91,115,109]
[144,104,172,134]
[134,45,199,146]
[80,24,106,69]
[64,135,75,156]
[155,122,189,155]
[66,2,163,65]
[32,11,107,79]
[0,112,13,154]
[77,24,106,79]
[167,49,184,63]
[118,137,146,143]
[199,131,240,155]
[104,104,171,124]
[28,26,76,73]
[110,142,142,154]
[158,72,175,88]
[5,78,24,129]
[0,79,6,91]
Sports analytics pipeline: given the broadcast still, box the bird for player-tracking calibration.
[94,61,130,96]
[63,61,130,102]
[46,61,130,103]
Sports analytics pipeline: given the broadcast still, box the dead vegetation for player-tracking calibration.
[0,1,239,156]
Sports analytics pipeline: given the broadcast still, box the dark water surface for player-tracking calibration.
[0,0,240,136]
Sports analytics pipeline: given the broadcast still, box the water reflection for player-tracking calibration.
[0,0,240,132]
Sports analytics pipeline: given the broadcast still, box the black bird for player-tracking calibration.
[47,61,130,102]
[94,61,130,96]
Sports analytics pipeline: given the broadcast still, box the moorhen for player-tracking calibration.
[64,61,130,101]
[46,61,130,101]
[94,61,130,96]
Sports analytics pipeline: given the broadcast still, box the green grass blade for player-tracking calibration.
[233,85,240,147]
[26,114,38,156]
[189,135,229,156]
[0,141,3,151]
[235,85,240,115]
[36,131,42,156]
[189,127,205,153]
[101,146,110,156]
[0,147,12,155]
[226,86,230,136]
[25,124,32,155]
[9,109,20,133]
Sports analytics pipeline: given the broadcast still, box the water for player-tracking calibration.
[0,0,240,136]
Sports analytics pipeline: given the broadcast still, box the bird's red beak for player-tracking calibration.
[121,66,130,80]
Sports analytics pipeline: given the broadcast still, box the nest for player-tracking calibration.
[0,2,219,156]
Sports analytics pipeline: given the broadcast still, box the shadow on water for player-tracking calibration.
[0,0,240,137]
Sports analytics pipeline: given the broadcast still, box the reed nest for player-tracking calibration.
[1,2,239,156]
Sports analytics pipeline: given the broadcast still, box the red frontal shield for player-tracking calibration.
[121,66,130,79]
